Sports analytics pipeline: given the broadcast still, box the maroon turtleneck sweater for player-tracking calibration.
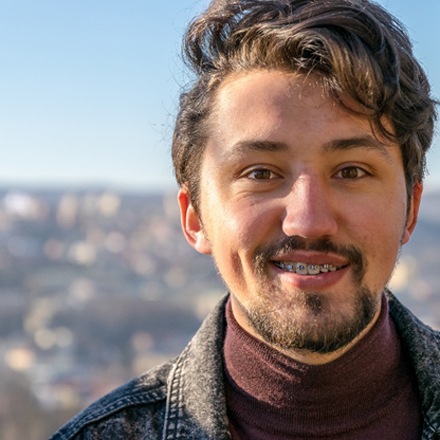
[223,296,422,439]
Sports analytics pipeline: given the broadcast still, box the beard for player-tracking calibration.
[241,236,381,354]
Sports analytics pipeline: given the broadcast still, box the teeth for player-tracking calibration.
[275,261,342,275]
[296,263,308,275]
[307,264,320,275]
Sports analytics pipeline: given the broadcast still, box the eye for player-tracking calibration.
[335,166,368,180]
[246,168,279,180]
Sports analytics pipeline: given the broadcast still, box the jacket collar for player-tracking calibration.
[163,295,230,440]
[387,290,440,439]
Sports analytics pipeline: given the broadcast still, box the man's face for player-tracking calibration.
[179,70,421,359]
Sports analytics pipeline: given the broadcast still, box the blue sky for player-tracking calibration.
[0,0,439,191]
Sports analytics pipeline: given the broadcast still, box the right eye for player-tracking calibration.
[246,168,279,180]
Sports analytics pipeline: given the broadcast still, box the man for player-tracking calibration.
[50,0,439,439]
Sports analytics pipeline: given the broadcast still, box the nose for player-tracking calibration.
[281,176,338,239]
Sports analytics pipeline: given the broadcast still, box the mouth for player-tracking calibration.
[273,261,346,276]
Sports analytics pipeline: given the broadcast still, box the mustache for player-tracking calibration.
[253,236,366,282]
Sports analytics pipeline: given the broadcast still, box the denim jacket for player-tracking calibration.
[50,292,440,440]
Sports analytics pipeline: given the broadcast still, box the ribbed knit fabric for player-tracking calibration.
[223,295,423,439]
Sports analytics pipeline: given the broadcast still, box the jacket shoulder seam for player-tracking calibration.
[63,385,167,438]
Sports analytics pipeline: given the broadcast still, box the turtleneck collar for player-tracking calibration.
[223,294,422,439]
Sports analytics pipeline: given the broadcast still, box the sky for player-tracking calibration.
[0,0,439,192]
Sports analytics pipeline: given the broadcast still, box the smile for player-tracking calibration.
[273,261,344,275]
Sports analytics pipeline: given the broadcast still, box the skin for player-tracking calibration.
[178,70,422,365]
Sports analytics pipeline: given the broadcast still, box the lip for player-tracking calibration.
[269,259,350,290]
[270,251,349,267]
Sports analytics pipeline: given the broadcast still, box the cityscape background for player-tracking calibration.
[0,0,439,439]
[0,187,439,439]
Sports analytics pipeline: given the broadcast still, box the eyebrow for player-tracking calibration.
[230,140,289,154]
[323,136,393,160]
[226,135,393,161]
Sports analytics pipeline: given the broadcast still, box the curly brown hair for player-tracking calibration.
[172,0,437,211]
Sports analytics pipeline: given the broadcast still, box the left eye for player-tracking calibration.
[247,169,279,180]
[336,166,367,179]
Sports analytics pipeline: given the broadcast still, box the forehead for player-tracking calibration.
[208,70,392,154]
[214,70,320,123]
[217,69,322,104]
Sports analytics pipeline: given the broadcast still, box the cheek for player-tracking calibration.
[350,199,406,286]
[208,197,272,247]
[203,200,274,283]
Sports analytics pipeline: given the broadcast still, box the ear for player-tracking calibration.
[178,187,212,255]
[401,182,423,244]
